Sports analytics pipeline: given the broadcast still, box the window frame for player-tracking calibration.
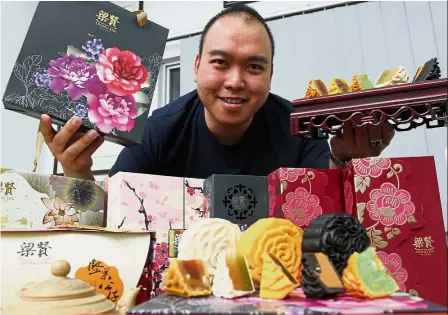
[163,60,181,105]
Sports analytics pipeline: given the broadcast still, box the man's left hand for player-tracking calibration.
[330,120,395,164]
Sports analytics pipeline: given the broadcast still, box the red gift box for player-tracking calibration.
[344,157,447,306]
[267,168,345,229]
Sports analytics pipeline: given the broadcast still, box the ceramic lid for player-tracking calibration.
[4,260,116,315]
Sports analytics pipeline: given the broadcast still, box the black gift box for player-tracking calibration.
[2,1,169,146]
[203,174,269,231]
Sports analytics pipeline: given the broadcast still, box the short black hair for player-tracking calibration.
[198,4,275,62]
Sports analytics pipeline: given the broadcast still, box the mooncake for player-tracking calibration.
[163,259,212,298]
[328,78,350,95]
[412,57,441,82]
[342,247,399,299]
[301,213,370,275]
[212,253,255,299]
[260,252,299,299]
[177,218,241,275]
[301,252,345,298]
[375,66,410,88]
[237,217,304,286]
[304,79,328,98]
[349,74,374,91]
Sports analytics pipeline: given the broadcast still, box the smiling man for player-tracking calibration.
[39,4,394,181]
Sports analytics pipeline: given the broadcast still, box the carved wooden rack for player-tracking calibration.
[290,79,448,139]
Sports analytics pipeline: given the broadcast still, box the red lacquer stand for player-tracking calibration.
[290,79,448,139]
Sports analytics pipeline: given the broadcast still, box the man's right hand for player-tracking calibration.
[40,114,104,180]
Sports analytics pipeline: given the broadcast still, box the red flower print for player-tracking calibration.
[278,168,306,182]
[155,242,168,259]
[187,187,195,196]
[95,47,149,96]
[282,187,322,227]
[377,251,408,292]
[366,182,416,226]
[353,158,391,178]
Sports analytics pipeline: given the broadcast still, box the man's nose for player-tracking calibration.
[224,68,245,90]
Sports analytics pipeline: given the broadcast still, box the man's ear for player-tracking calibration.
[270,63,274,80]
[194,54,200,83]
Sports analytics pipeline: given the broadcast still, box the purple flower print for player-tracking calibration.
[73,104,88,118]
[34,69,52,87]
[48,55,97,100]
[82,38,104,61]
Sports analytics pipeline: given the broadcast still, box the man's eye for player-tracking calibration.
[248,64,264,71]
[212,59,226,65]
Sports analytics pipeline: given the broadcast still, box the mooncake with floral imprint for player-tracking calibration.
[342,247,399,299]
[177,218,241,276]
[374,66,410,88]
[212,252,255,299]
[304,79,328,98]
[163,259,212,298]
[260,252,299,299]
[301,213,370,275]
[237,218,304,286]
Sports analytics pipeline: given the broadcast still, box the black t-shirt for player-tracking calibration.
[108,90,330,178]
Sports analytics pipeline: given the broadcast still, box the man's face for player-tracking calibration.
[194,16,273,127]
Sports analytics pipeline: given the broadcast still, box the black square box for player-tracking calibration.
[203,174,269,231]
[2,1,169,146]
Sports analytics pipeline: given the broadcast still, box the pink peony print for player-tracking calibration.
[41,197,79,226]
[377,251,408,292]
[282,187,322,227]
[95,47,149,96]
[353,158,391,178]
[87,80,138,133]
[366,182,416,226]
[278,168,306,182]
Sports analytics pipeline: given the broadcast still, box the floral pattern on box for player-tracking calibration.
[4,36,162,136]
[1,169,105,229]
[344,158,425,250]
[184,178,208,229]
[267,168,344,229]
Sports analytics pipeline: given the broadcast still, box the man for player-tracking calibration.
[39,4,394,181]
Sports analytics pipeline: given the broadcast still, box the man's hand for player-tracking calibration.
[40,114,104,180]
[330,120,395,166]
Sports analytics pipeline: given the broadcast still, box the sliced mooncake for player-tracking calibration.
[412,57,441,82]
[375,66,410,88]
[349,74,374,91]
[304,79,329,98]
[301,213,370,275]
[260,252,299,299]
[328,78,350,95]
[163,259,212,298]
[237,218,304,286]
[301,252,345,298]
[212,253,255,299]
[342,247,399,299]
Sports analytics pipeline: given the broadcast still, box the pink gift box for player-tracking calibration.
[107,172,208,298]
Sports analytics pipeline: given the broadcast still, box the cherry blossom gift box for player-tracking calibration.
[343,156,447,306]
[107,172,208,298]
[267,168,345,230]
[203,174,269,232]
[2,1,168,146]
[0,168,105,229]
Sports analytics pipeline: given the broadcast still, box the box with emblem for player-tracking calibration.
[2,1,169,146]
[343,156,447,306]
[267,167,345,230]
[203,174,269,231]
[107,171,208,298]
[0,227,155,310]
[0,168,105,229]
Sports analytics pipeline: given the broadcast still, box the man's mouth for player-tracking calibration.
[219,97,248,107]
